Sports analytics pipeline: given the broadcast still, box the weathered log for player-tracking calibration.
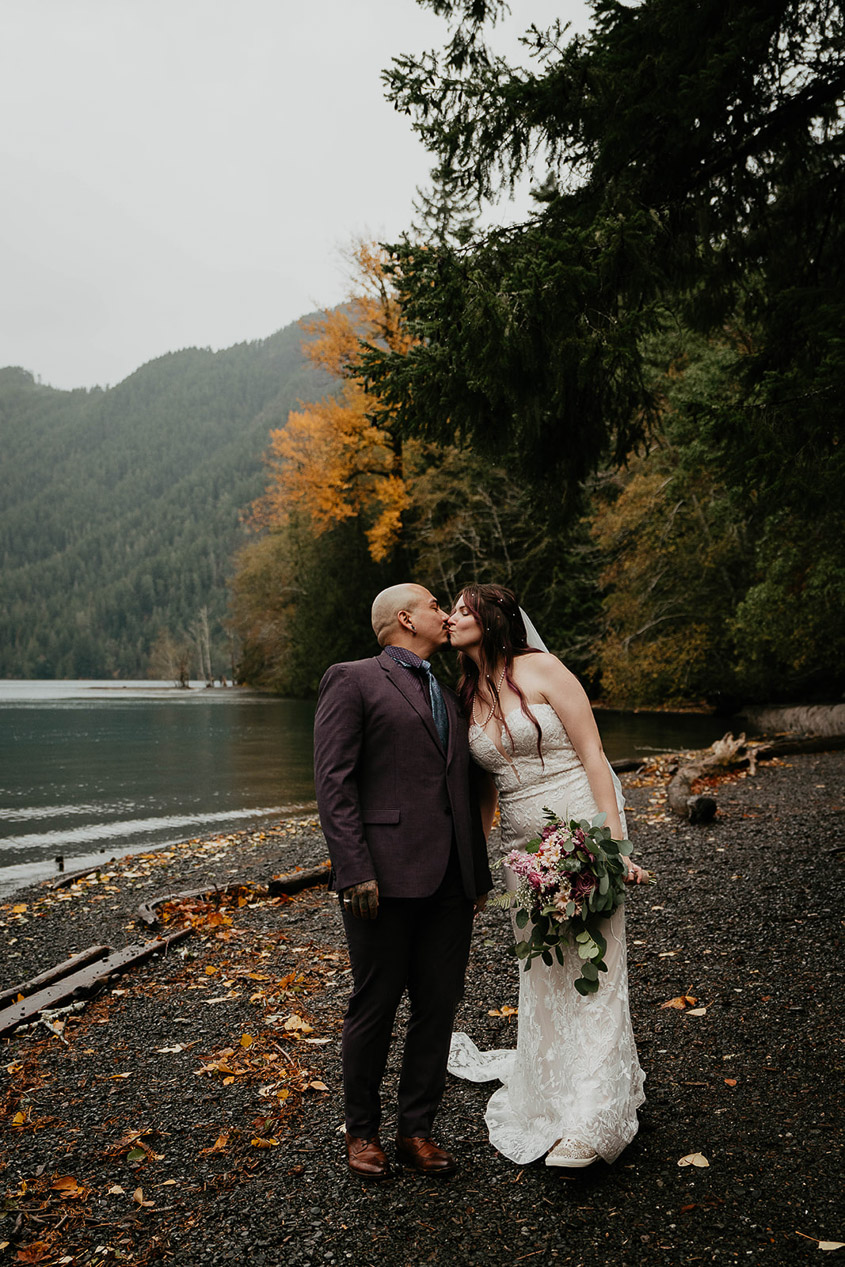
[667,731,750,823]
[0,928,193,1037]
[667,764,718,824]
[137,882,267,926]
[136,864,332,926]
[666,731,845,824]
[753,733,845,759]
[49,860,117,889]
[0,945,112,1008]
[267,862,332,897]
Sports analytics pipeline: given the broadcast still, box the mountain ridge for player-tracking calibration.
[0,318,334,678]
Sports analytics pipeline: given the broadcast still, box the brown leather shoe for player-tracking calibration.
[345,1132,390,1180]
[395,1134,457,1175]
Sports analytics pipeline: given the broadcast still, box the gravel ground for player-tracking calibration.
[1,750,843,1266]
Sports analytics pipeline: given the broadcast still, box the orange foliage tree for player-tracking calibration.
[253,243,415,563]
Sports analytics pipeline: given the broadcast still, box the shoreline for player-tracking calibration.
[0,804,320,902]
[1,749,843,1265]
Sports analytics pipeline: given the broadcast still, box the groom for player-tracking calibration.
[314,583,492,1180]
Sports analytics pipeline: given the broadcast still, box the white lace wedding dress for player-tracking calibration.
[449,702,645,1164]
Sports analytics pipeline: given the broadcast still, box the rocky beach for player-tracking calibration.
[1,748,843,1265]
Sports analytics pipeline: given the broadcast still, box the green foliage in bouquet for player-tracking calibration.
[491,812,633,995]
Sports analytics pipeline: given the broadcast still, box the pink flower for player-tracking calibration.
[505,850,531,877]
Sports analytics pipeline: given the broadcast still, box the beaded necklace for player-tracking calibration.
[474,663,507,728]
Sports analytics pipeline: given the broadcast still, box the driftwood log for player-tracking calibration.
[137,882,266,926]
[667,731,845,824]
[268,862,332,897]
[136,863,332,925]
[0,929,193,1037]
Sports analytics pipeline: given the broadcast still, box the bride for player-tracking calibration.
[446,584,647,1169]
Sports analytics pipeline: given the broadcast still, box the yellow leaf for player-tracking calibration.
[51,1175,86,1198]
[12,1111,26,1126]
[204,964,218,975]
[678,1152,710,1168]
[223,1076,235,1086]
[200,1134,229,1156]
[488,1005,518,1020]
[660,993,698,1010]
[283,1014,314,1035]
[240,1034,254,1048]
[12,903,27,913]
[251,1137,280,1148]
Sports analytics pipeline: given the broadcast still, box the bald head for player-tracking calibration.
[371,583,431,646]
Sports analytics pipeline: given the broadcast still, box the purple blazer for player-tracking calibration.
[313,651,492,901]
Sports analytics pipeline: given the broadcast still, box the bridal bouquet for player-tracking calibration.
[492,809,633,994]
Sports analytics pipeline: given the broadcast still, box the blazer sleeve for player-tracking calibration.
[313,663,375,892]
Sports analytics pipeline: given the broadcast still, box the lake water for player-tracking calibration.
[0,680,743,897]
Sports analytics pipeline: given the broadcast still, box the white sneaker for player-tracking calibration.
[545,1137,598,1168]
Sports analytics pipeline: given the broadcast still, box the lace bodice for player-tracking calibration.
[469,702,627,845]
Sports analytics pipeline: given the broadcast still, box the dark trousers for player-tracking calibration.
[340,863,474,1139]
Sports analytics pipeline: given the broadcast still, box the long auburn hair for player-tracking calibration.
[455,583,543,754]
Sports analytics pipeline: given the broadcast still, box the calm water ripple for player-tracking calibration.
[0,679,742,897]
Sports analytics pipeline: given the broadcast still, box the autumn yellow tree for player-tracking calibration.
[232,243,602,693]
[254,243,415,562]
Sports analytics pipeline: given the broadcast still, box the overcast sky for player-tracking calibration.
[1,0,590,390]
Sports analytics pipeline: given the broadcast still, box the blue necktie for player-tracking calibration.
[419,659,449,751]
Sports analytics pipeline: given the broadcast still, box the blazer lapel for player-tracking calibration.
[442,684,460,768]
[378,653,443,752]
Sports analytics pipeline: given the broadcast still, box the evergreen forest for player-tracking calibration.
[4,0,842,709]
[0,324,331,679]
[230,0,844,707]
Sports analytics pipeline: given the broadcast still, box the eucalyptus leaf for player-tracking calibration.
[515,909,529,929]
